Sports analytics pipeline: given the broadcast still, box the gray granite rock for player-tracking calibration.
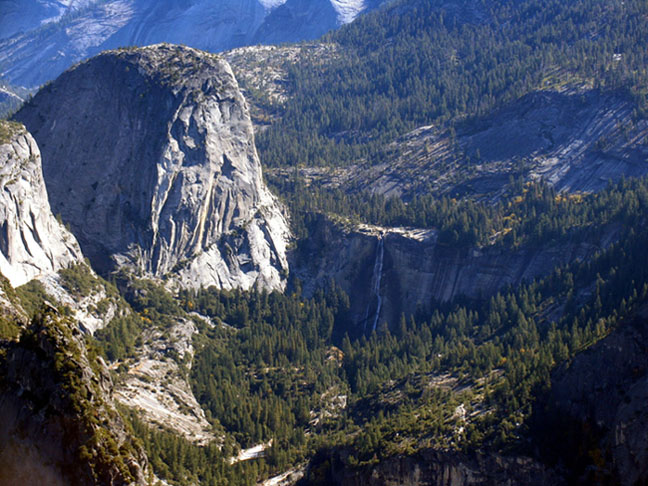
[0,121,83,287]
[16,43,289,291]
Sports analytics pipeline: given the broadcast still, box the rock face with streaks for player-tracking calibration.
[16,44,289,291]
[0,121,83,287]
[293,215,620,332]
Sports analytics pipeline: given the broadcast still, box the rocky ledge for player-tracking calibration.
[293,215,620,332]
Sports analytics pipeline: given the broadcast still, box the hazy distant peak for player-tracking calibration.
[0,0,385,89]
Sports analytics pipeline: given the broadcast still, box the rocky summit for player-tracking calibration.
[0,121,83,287]
[15,44,289,291]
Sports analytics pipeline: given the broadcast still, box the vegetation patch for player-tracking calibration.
[0,120,24,144]
[1,310,145,484]
[256,0,648,169]
[58,263,102,298]
[15,279,57,318]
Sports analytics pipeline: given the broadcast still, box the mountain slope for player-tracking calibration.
[3,0,648,484]
[0,309,151,485]
[238,0,648,175]
[15,44,289,291]
[0,0,96,40]
[0,0,385,89]
[261,89,648,199]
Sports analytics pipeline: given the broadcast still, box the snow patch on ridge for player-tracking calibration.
[330,0,366,24]
[259,0,287,9]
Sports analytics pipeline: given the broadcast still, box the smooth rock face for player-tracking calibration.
[16,44,289,291]
[0,122,83,287]
[115,316,217,445]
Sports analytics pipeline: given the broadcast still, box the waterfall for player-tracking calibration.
[371,237,385,332]
[363,236,385,333]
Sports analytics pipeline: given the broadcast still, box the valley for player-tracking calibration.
[0,0,648,485]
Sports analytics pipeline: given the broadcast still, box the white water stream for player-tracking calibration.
[228,440,272,464]
[363,237,384,332]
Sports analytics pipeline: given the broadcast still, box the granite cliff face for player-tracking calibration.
[538,304,648,485]
[0,123,120,335]
[0,121,83,287]
[16,44,289,291]
[294,216,619,332]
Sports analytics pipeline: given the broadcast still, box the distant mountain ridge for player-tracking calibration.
[0,0,385,89]
[0,0,96,41]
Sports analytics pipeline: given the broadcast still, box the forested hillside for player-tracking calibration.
[251,0,648,169]
[82,176,648,485]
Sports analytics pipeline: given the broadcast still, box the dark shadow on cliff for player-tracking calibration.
[528,304,648,485]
